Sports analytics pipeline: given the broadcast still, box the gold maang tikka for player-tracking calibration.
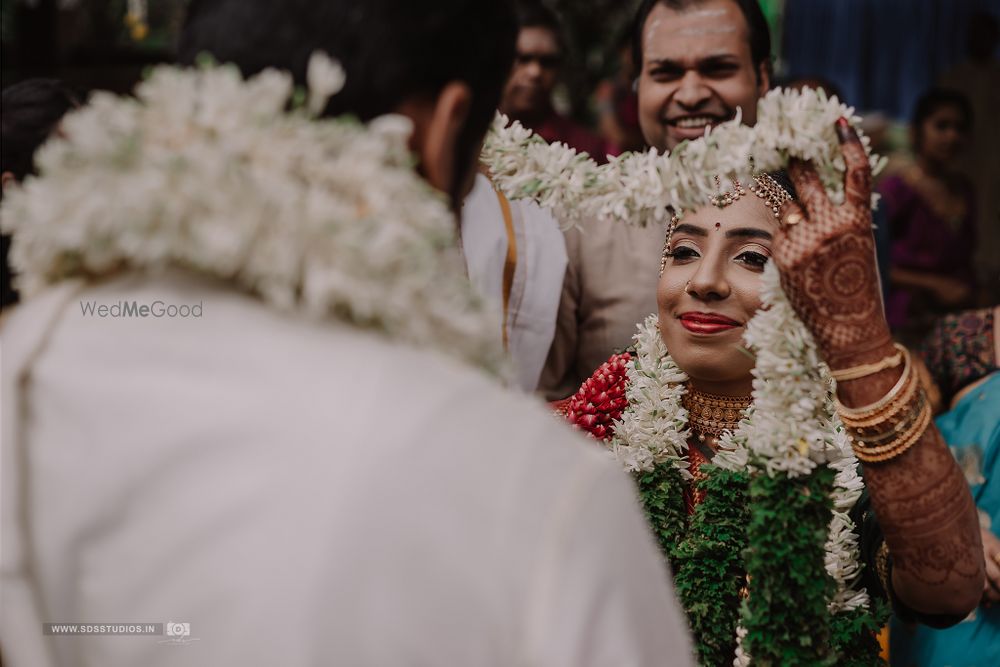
[710,173,792,218]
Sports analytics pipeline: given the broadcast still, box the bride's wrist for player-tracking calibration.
[820,328,894,373]
[827,335,908,407]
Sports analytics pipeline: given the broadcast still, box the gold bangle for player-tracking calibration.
[849,391,930,452]
[849,400,930,455]
[838,363,917,427]
[851,398,932,462]
[836,347,912,420]
[847,392,927,444]
[841,382,920,430]
[830,343,906,381]
[840,373,921,432]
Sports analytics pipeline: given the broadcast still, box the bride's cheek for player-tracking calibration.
[657,270,688,310]
[737,276,766,319]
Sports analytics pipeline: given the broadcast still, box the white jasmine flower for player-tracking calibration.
[306,51,346,116]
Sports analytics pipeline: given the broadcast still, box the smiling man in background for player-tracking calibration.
[636,0,769,150]
[540,0,775,399]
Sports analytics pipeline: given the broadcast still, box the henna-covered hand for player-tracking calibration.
[773,118,890,368]
[774,128,986,619]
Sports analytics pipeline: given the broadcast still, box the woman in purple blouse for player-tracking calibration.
[878,89,977,342]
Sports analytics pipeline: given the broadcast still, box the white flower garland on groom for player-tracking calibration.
[1,54,505,375]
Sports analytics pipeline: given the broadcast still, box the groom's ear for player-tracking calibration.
[397,82,473,209]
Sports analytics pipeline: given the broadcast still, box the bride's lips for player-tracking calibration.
[678,311,741,334]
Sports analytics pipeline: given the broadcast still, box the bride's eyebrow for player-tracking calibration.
[725,228,772,241]
[673,223,707,237]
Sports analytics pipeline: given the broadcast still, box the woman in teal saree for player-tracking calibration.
[891,307,1000,667]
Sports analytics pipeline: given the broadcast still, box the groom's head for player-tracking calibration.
[178,0,517,209]
[632,0,772,152]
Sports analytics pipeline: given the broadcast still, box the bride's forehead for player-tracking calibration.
[679,195,779,231]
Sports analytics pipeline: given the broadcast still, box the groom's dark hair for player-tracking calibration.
[631,0,773,81]
[177,0,517,204]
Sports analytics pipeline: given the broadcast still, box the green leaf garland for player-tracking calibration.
[637,461,687,559]
[673,466,750,666]
[741,465,838,665]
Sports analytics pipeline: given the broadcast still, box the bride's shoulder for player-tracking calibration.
[556,351,634,440]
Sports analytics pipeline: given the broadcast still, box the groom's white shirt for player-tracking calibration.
[1,270,694,667]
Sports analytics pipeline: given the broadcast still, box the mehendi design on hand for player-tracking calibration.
[773,119,891,364]
[781,230,886,358]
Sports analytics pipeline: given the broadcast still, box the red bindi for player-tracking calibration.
[714,222,721,230]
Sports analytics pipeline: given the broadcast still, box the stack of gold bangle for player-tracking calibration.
[835,345,931,463]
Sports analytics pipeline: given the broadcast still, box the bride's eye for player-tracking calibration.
[735,250,769,270]
[668,245,700,262]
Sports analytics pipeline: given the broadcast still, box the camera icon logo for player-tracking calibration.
[165,622,190,638]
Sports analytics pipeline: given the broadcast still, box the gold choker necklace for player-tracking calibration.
[682,386,752,438]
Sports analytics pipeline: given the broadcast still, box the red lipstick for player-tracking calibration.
[679,312,741,334]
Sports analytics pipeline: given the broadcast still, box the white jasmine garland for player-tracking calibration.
[480,114,606,229]
[607,314,691,475]
[826,420,870,613]
[481,87,885,226]
[727,263,871,664]
[744,263,869,614]
[607,267,870,664]
[1,57,505,374]
[742,262,833,477]
[733,626,751,667]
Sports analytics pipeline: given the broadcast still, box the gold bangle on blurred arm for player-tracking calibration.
[837,350,932,463]
[830,343,906,381]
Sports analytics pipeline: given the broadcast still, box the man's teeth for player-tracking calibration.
[675,117,715,129]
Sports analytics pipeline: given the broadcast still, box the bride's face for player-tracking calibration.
[657,194,779,391]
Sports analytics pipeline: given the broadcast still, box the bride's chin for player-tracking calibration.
[669,347,755,387]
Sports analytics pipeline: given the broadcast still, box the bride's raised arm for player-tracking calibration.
[774,118,985,621]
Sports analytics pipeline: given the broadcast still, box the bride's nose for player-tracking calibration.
[685,253,731,301]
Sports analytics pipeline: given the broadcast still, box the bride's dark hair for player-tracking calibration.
[768,170,798,202]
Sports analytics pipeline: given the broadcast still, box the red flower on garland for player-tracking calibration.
[557,352,632,441]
